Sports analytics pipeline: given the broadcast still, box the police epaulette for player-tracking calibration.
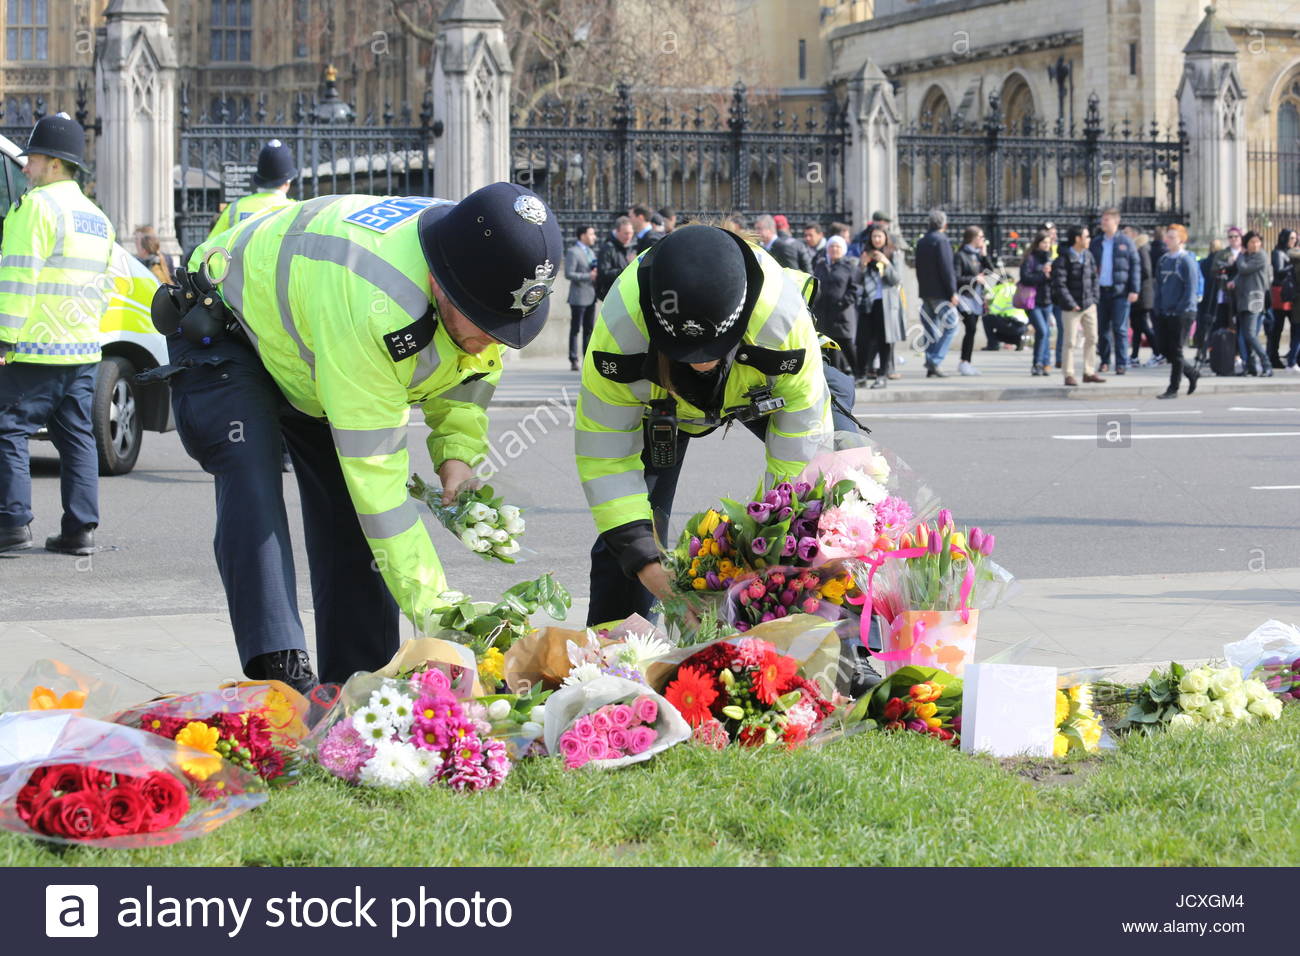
[591,350,648,383]
[382,310,436,361]
[734,344,805,376]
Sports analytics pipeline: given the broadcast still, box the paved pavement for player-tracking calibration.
[3,376,1298,699]
[495,345,1300,406]
[2,566,1287,699]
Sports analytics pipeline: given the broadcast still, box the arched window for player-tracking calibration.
[919,85,952,131]
[1281,83,1300,195]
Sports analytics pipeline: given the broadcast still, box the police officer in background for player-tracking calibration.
[155,183,562,691]
[205,139,297,243]
[576,224,835,625]
[0,114,115,556]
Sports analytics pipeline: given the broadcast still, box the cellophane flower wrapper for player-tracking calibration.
[645,615,844,703]
[542,675,690,770]
[408,473,532,564]
[306,664,512,792]
[795,441,942,541]
[0,712,265,847]
[0,658,123,718]
[722,564,853,632]
[110,683,312,788]
[869,553,1018,622]
[1224,620,1300,700]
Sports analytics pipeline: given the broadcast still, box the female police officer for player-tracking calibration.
[575,224,835,625]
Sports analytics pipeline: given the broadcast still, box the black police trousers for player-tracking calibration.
[165,332,400,683]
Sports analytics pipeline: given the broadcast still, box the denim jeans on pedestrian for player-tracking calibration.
[1096,292,1132,370]
[1027,306,1052,367]
[1238,311,1270,374]
[922,299,958,367]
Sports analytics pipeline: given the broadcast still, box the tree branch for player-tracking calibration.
[389,0,439,43]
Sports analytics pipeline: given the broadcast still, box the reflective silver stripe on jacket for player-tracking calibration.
[0,281,35,296]
[0,255,44,270]
[356,500,421,539]
[754,274,807,347]
[574,428,643,459]
[331,424,409,458]
[600,283,649,355]
[440,378,495,408]
[580,470,647,506]
[579,387,644,430]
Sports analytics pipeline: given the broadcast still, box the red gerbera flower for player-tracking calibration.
[665,666,719,727]
[752,651,798,705]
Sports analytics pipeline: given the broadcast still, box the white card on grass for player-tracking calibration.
[960,663,1057,757]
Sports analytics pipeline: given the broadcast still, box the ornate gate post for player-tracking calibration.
[96,0,179,253]
[844,60,900,232]
[432,0,513,199]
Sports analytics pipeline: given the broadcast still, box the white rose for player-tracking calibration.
[1243,678,1272,703]
[1248,696,1283,720]
[490,528,510,544]
[482,507,499,526]
[1168,712,1199,732]
[1209,667,1243,698]
[472,538,493,553]
[486,699,511,721]
[1178,692,1210,713]
[459,529,483,550]
[494,539,521,556]
[1222,696,1249,720]
[465,502,492,523]
[499,505,522,523]
[1202,699,1226,722]
[1178,669,1210,695]
[529,705,547,724]
[1223,687,1249,711]
[503,516,526,535]
[472,521,494,538]
[520,721,544,739]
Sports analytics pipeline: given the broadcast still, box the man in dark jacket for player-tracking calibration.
[1089,208,1141,374]
[812,236,861,374]
[914,208,961,377]
[1053,224,1104,387]
[596,216,636,301]
[774,214,813,272]
[1152,224,1200,398]
[756,214,803,269]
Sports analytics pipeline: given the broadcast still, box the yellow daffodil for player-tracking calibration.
[1053,733,1069,758]
[175,721,223,781]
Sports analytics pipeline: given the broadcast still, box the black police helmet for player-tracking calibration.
[643,225,759,363]
[417,182,563,349]
[253,139,296,188]
[20,113,85,168]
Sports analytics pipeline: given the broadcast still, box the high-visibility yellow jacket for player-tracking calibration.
[0,179,115,365]
[205,189,296,244]
[575,243,833,569]
[190,194,503,621]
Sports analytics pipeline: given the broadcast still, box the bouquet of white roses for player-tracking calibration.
[1094,661,1282,734]
[409,474,526,563]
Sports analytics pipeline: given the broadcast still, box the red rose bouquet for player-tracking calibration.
[664,637,838,749]
[0,712,266,846]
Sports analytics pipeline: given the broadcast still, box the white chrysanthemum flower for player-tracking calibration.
[352,705,395,739]
[388,694,415,734]
[410,747,444,784]
[842,467,889,505]
[367,687,399,713]
[359,740,422,788]
[615,632,672,668]
[561,662,602,688]
[839,496,878,522]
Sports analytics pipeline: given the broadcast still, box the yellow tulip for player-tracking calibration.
[924,716,942,729]
[915,701,938,719]
[699,510,720,534]
[692,578,707,590]
[950,532,967,553]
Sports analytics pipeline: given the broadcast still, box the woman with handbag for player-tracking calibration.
[1018,230,1055,376]
[855,223,907,389]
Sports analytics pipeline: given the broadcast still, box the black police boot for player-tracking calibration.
[0,524,32,553]
[44,527,95,556]
[245,649,318,696]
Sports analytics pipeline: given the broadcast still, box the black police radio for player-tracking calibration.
[150,251,237,347]
[644,385,786,469]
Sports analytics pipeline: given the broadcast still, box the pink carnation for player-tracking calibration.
[632,696,658,725]
[734,638,776,668]
[692,718,730,750]
[610,704,635,729]
[626,726,657,756]
[317,722,376,783]
[874,496,913,539]
[608,728,630,753]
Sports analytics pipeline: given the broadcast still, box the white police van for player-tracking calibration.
[0,133,173,475]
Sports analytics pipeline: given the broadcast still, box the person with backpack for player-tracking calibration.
[1152,224,1200,399]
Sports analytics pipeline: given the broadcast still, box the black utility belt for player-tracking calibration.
[644,385,785,469]
[151,268,244,349]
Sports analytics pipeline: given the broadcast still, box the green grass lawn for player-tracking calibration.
[3,707,1297,867]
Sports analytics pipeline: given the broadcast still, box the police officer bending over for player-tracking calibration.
[155,183,562,691]
[0,114,115,556]
[576,224,836,625]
